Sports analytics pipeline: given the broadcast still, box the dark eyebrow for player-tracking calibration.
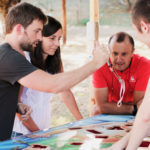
[34,28,42,31]
[50,35,56,37]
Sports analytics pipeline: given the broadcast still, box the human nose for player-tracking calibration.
[116,55,122,62]
[37,31,42,41]
[54,39,60,46]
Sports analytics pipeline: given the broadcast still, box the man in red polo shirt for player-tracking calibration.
[92,32,150,116]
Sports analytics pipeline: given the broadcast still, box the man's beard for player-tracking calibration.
[20,31,35,52]
[20,42,33,52]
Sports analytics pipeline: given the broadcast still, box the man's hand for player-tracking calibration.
[92,42,110,69]
[17,102,32,121]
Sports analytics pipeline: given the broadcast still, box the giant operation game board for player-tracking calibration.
[0,114,149,150]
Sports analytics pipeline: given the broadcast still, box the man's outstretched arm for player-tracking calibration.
[19,43,109,93]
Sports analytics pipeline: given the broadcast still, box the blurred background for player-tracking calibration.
[0,0,149,127]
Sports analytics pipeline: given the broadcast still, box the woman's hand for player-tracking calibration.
[17,102,32,121]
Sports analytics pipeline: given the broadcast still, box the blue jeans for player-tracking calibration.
[11,131,23,138]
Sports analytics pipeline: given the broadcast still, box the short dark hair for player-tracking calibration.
[108,32,134,49]
[131,0,150,32]
[5,2,47,34]
[30,16,62,74]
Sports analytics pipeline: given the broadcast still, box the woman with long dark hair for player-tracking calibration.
[13,16,83,135]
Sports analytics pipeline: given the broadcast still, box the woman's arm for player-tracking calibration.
[16,113,40,132]
[60,64,83,120]
[22,117,40,132]
[60,90,83,120]
[17,86,40,132]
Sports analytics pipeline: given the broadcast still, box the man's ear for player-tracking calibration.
[140,21,150,33]
[15,24,24,35]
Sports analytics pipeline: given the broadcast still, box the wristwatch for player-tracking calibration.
[132,105,137,116]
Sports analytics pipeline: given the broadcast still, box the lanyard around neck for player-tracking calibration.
[107,61,126,107]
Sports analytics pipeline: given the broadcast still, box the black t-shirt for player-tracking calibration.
[0,43,37,141]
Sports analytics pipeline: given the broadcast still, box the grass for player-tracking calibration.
[100,13,132,27]
[73,13,132,27]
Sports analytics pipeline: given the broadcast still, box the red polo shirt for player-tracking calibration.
[92,54,150,103]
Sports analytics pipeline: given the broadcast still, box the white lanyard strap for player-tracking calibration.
[107,61,126,107]
[117,78,125,107]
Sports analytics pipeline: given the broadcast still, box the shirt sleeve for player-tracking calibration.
[134,58,150,91]
[0,51,38,85]
[92,66,108,88]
